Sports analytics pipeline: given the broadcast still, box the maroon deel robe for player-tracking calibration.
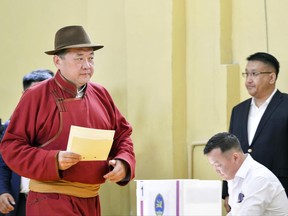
[0,71,135,215]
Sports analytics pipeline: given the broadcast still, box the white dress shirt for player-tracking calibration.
[20,177,30,194]
[228,154,288,216]
[247,89,277,145]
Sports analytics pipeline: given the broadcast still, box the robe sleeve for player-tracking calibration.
[0,88,61,181]
[102,88,136,185]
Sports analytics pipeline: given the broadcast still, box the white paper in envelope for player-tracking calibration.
[66,125,115,161]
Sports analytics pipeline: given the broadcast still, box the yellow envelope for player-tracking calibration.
[66,125,115,161]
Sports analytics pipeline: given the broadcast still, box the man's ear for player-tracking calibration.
[53,55,61,68]
[269,72,277,84]
[232,152,240,162]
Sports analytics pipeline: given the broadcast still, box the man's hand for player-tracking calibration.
[224,196,231,213]
[0,193,15,214]
[103,159,128,183]
[57,151,82,170]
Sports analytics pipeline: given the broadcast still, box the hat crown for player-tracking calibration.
[54,25,91,50]
[45,25,103,55]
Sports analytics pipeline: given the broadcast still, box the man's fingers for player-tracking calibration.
[108,159,117,167]
[104,160,126,182]
[57,151,82,170]
[0,193,15,214]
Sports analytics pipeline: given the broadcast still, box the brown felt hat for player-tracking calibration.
[45,25,104,55]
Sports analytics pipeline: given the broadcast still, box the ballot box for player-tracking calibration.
[136,179,222,216]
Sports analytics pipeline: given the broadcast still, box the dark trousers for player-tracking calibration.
[13,193,26,216]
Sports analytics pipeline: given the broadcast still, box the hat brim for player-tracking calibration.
[45,44,104,55]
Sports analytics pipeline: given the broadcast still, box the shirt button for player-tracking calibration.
[248,149,252,153]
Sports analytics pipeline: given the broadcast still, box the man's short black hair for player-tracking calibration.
[23,69,54,90]
[203,132,243,155]
[247,52,280,78]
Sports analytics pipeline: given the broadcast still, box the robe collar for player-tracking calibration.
[54,70,86,97]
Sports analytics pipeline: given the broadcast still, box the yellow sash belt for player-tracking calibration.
[29,179,100,198]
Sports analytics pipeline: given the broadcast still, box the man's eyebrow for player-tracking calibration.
[75,53,84,56]
[75,52,94,56]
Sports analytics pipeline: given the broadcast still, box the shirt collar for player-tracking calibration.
[234,153,251,180]
[251,88,277,107]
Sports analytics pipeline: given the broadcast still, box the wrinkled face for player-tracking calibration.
[54,48,94,88]
[244,60,276,99]
[206,148,238,181]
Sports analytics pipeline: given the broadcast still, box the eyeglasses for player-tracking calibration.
[241,71,272,78]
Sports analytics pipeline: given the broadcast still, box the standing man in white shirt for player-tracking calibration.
[204,132,288,216]
[223,52,288,213]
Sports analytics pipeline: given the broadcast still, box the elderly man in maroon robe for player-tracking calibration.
[0,25,136,216]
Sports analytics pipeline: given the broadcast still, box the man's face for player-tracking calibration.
[206,148,238,181]
[54,48,94,88]
[244,60,276,99]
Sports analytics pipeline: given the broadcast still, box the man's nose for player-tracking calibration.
[82,59,92,68]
